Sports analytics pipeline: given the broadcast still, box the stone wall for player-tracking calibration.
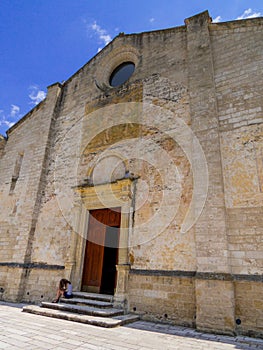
[235,281,263,338]
[0,84,62,301]
[211,18,263,277]
[211,16,263,336]
[128,272,196,327]
[0,135,6,159]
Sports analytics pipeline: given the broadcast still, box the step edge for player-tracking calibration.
[23,306,138,327]
[72,292,113,302]
[22,306,122,328]
[40,302,124,317]
[60,298,113,308]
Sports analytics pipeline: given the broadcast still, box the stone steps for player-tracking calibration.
[72,292,113,302]
[22,305,139,328]
[22,292,139,328]
[40,301,123,317]
[59,297,113,308]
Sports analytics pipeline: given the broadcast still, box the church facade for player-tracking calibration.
[0,11,262,337]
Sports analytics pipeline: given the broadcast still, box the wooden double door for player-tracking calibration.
[81,208,121,295]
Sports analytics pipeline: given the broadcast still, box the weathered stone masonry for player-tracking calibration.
[0,11,262,337]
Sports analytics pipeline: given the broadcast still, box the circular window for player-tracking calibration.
[109,62,135,87]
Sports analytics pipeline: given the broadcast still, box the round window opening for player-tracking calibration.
[109,62,135,87]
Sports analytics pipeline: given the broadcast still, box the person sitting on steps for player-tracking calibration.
[52,278,73,303]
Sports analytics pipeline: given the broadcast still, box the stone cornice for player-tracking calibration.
[75,178,133,209]
[130,269,263,282]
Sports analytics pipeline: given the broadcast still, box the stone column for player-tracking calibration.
[69,203,89,290]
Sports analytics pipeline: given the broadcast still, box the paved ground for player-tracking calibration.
[0,302,262,350]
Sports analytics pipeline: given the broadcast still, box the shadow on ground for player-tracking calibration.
[125,320,263,350]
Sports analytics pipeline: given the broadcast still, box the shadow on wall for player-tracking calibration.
[0,287,4,300]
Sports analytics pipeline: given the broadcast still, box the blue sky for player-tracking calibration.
[1,0,263,136]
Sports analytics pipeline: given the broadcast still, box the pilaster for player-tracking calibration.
[185,11,235,334]
[114,264,130,310]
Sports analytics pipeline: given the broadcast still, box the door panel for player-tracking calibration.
[107,208,121,226]
[81,213,106,291]
[81,208,121,294]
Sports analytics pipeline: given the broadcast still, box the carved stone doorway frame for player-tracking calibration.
[72,178,133,309]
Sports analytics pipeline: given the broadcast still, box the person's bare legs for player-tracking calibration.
[52,289,64,303]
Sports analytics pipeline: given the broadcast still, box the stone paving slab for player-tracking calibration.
[0,302,263,350]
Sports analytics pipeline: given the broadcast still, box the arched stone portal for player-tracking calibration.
[72,178,134,309]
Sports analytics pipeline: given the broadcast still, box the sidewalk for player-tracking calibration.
[0,302,262,349]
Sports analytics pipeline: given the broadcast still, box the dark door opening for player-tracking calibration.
[81,208,120,295]
[100,226,119,295]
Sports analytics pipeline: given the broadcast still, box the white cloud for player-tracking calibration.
[0,85,46,134]
[213,16,222,23]
[0,116,15,129]
[3,119,15,128]
[236,8,262,20]
[90,21,112,47]
[0,104,21,132]
[29,85,46,105]
[10,104,20,117]
[149,18,155,23]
